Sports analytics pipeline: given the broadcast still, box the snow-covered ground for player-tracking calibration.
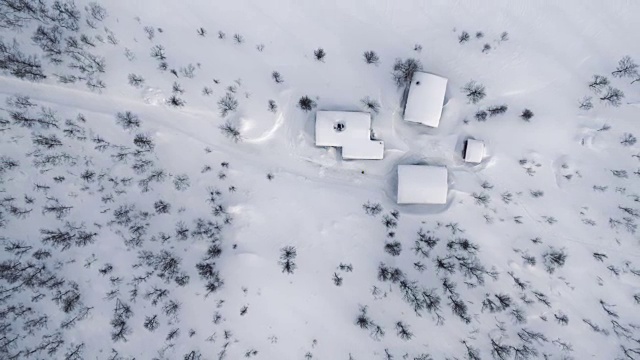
[1,1,639,359]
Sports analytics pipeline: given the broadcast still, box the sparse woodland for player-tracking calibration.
[1,1,639,360]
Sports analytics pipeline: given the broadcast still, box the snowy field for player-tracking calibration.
[1,1,639,359]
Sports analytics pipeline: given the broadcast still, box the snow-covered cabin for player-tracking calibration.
[397,165,448,204]
[315,111,384,160]
[464,139,485,164]
[403,72,448,128]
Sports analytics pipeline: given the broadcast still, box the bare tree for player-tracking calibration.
[599,87,624,106]
[392,58,423,87]
[298,96,317,112]
[588,75,609,93]
[0,38,46,80]
[219,120,242,142]
[218,93,238,117]
[612,56,638,79]
[462,81,486,104]
[115,111,141,130]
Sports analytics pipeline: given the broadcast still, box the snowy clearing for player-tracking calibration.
[1,1,639,360]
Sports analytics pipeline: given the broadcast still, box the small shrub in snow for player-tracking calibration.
[620,133,636,146]
[166,95,185,107]
[458,31,470,43]
[272,71,284,83]
[128,73,144,88]
[133,133,154,151]
[219,120,242,142]
[472,192,491,206]
[363,201,383,215]
[233,33,244,44]
[332,273,343,286]
[298,96,317,112]
[173,174,190,191]
[218,93,238,116]
[143,26,155,40]
[579,96,593,110]
[482,43,491,53]
[360,96,380,114]
[542,247,567,274]
[217,31,226,39]
[487,104,508,116]
[279,246,297,274]
[500,31,509,42]
[197,27,206,36]
[611,169,628,178]
[462,81,486,104]
[363,50,379,64]
[355,305,371,329]
[392,58,423,88]
[313,47,326,61]
[268,99,278,113]
[172,82,184,94]
[382,214,397,229]
[150,45,165,60]
[475,31,484,39]
[530,190,544,198]
[154,200,171,214]
[179,64,196,78]
[395,321,413,340]
[202,86,212,96]
[520,108,534,121]
[475,110,488,122]
[554,312,569,325]
[115,111,141,130]
[384,241,402,256]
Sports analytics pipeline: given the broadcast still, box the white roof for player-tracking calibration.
[464,139,485,163]
[397,165,448,204]
[315,111,384,160]
[403,72,448,127]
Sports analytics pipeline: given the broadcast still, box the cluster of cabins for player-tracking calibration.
[315,72,486,205]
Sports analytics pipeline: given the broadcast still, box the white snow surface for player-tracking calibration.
[397,165,449,205]
[0,1,639,360]
[315,110,384,160]
[403,72,448,127]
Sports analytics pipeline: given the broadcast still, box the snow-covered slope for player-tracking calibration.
[1,1,639,359]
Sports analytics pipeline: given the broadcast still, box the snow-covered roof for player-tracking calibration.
[403,72,448,128]
[397,165,448,204]
[315,111,384,160]
[464,139,485,163]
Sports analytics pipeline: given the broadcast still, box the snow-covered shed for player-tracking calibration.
[315,111,384,160]
[464,139,485,164]
[403,72,448,128]
[397,165,448,204]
